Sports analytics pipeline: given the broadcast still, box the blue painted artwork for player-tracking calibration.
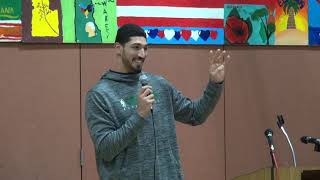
[308,0,320,45]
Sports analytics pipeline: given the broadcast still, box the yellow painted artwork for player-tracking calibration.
[31,0,59,37]
[276,14,308,34]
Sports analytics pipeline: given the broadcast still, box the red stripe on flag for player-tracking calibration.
[117,0,224,8]
[225,0,274,5]
[118,17,224,28]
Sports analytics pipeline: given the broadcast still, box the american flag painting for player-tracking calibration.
[116,0,225,44]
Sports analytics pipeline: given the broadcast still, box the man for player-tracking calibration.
[85,24,229,180]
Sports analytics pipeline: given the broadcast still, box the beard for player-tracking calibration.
[121,57,144,73]
[135,65,142,73]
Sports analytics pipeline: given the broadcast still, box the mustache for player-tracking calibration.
[135,57,145,61]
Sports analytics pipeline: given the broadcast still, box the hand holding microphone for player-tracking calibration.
[137,74,154,118]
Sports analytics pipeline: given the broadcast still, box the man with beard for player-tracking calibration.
[85,24,230,180]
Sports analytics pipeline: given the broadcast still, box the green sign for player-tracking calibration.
[0,0,21,20]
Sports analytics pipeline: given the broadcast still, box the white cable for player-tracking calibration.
[280,126,297,167]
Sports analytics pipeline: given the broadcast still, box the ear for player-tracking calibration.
[115,42,122,56]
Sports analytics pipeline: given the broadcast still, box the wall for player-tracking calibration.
[0,44,319,180]
[225,46,320,179]
[0,44,81,180]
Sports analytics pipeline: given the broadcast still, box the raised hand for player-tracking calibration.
[208,49,231,83]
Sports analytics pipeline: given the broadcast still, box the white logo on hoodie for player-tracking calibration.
[120,99,127,110]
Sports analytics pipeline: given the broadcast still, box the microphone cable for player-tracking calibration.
[277,115,297,167]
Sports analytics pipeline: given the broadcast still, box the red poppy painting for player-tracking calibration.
[225,15,251,44]
[224,3,276,45]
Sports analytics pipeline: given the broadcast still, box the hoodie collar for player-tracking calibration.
[101,69,142,83]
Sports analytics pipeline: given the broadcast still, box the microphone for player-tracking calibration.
[139,73,153,112]
[301,136,320,145]
[264,128,279,171]
[264,128,275,152]
[301,136,320,152]
[139,73,149,86]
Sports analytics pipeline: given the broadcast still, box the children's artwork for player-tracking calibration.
[22,0,63,42]
[117,0,225,45]
[74,0,117,43]
[13,0,320,45]
[308,0,320,45]
[22,0,116,43]
[0,0,22,42]
[275,0,308,45]
[224,3,276,45]
[22,0,224,44]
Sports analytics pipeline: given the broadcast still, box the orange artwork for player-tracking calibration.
[275,0,308,45]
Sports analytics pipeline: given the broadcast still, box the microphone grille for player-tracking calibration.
[264,128,273,137]
[139,74,148,86]
[301,136,309,144]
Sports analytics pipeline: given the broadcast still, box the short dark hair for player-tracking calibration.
[115,24,146,45]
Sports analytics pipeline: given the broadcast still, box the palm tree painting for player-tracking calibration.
[275,0,308,45]
[278,0,305,29]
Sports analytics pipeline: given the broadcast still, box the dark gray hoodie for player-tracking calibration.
[85,70,223,180]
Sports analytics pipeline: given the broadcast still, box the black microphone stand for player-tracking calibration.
[270,149,279,180]
[270,150,275,180]
[265,128,279,180]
